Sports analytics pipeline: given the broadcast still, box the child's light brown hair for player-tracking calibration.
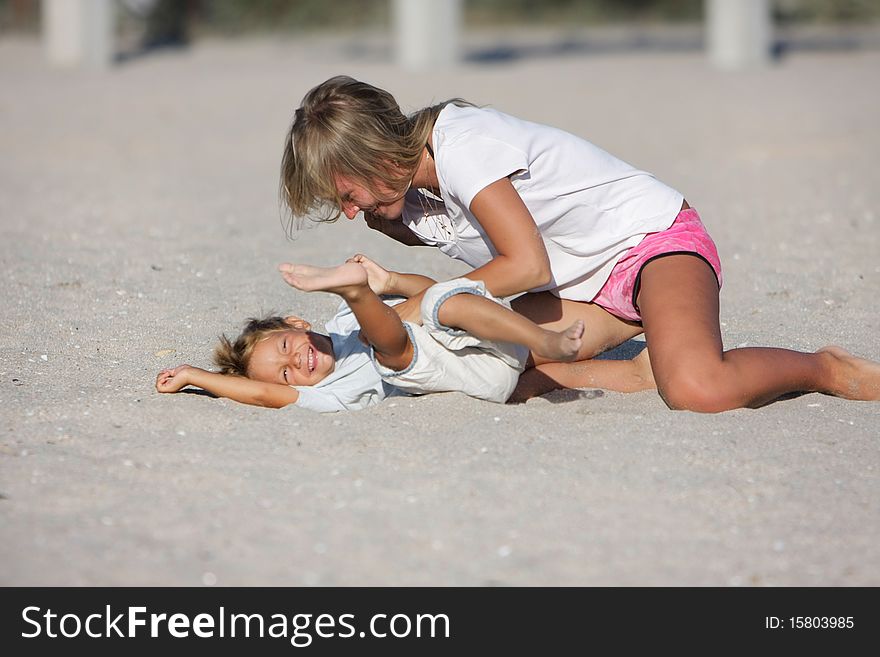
[214,316,291,377]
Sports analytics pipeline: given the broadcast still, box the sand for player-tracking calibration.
[1,28,878,586]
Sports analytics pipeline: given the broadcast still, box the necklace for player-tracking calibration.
[414,144,454,242]
[416,189,453,242]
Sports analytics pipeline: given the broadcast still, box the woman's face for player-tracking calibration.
[334,174,408,222]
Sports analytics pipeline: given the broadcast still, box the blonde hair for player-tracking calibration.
[279,75,471,232]
[213,316,292,377]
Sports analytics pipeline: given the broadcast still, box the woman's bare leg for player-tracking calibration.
[510,348,655,402]
[506,291,656,400]
[637,255,880,412]
[512,292,644,363]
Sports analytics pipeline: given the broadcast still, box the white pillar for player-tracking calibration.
[393,0,461,71]
[43,0,114,69]
[706,0,772,69]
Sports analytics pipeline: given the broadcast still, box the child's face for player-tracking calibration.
[248,329,335,386]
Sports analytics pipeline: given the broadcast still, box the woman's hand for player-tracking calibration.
[364,212,427,247]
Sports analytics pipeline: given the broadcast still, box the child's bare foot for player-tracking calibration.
[818,346,880,401]
[536,319,584,361]
[279,262,369,296]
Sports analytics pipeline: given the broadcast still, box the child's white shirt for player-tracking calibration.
[291,301,402,413]
[402,104,684,301]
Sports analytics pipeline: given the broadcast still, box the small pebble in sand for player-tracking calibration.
[497,545,512,558]
[202,572,217,586]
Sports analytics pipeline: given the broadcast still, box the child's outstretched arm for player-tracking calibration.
[156,365,299,409]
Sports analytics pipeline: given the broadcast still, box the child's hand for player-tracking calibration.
[347,253,394,295]
[156,365,195,393]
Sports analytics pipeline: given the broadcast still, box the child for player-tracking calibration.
[155,255,639,411]
[279,75,880,411]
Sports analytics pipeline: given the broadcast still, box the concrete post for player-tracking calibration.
[393,0,461,71]
[706,0,772,69]
[43,0,114,69]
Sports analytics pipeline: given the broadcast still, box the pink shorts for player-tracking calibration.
[590,208,722,322]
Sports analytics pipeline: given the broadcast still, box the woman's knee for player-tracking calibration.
[655,365,736,413]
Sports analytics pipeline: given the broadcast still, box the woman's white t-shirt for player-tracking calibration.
[401,104,684,301]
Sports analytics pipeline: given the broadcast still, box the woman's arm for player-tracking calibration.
[388,177,552,322]
[364,213,428,247]
[156,365,299,409]
[465,177,552,296]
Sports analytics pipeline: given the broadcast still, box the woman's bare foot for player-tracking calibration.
[279,262,369,296]
[536,320,584,362]
[818,346,880,401]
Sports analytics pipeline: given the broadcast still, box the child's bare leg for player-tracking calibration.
[510,348,655,402]
[512,292,645,362]
[279,263,413,370]
[638,256,880,413]
[436,292,584,362]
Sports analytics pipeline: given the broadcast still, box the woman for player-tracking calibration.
[279,76,880,411]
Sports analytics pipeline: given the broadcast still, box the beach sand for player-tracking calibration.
[1,30,878,585]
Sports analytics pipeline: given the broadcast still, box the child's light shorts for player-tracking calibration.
[590,207,723,322]
[373,278,529,403]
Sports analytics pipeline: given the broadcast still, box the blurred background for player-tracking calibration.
[4,1,880,32]
[2,0,879,57]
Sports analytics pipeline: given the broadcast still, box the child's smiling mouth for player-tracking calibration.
[307,346,316,373]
